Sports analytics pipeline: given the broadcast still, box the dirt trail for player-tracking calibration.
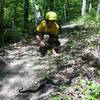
[0,24,100,100]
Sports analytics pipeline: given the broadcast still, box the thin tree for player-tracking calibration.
[12,0,17,31]
[23,0,29,34]
[0,0,4,33]
[50,0,56,11]
[42,0,45,18]
[97,0,100,15]
[33,0,41,28]
[64,0,67,23]
[0,0,4,46]
[82,0,87,16]
[89,0,93,14]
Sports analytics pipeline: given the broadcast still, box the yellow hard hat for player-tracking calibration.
[46,11,57,20]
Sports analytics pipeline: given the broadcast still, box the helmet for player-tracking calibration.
[46,11,57,20]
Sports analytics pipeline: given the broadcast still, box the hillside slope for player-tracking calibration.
[0,23,100,100]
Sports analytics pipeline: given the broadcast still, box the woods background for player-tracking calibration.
[0,0,100,46]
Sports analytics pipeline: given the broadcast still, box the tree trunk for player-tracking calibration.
[33,0,41,28]
[50,0,55,11]
[23,0,29,34]
[12,0,17,31]
[89,0,93,14]
[97,0,100,15]
[82,0,87,16]
[42,0,45,18]
[64,2,67,23]
[0,0,4,46]
[0,0,4,33]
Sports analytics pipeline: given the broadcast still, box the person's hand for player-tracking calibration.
[39,40,45,47]
[44,35,49,42]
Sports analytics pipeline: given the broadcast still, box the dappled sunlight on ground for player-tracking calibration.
[0,24,100,100]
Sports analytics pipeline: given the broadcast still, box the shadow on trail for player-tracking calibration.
[0,59,28,81]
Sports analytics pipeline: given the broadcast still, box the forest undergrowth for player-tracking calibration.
[50,20,100,100]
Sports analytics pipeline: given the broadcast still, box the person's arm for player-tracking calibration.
[35,31,42,43]
[35,31,45,47]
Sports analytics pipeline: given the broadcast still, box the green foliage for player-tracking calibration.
[74,14,100,36]
[4,32,23,44]
[95,68,100,76]
[75,79,100,100]
[84,81,100,100]
[51,95,68,100]
[66,0,82,19]
[96,15,100,21]
[59,85,67,93]
[89,8,96,17]
[2,0,99,46]
[78,15,96,25]
[51,96,60,100]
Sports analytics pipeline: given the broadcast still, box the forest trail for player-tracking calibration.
[0,24,100,100]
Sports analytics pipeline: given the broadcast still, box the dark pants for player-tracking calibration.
[48,35,60,49]
[39,33,60,56]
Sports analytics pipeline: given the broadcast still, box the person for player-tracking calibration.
[35,11,60,56]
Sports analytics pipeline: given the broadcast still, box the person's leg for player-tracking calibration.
[48,35,60,55]
[39,46,47,56]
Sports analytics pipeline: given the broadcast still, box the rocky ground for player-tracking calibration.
[0,24,100,100]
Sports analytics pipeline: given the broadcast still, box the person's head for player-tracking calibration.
[45,11,57,28]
